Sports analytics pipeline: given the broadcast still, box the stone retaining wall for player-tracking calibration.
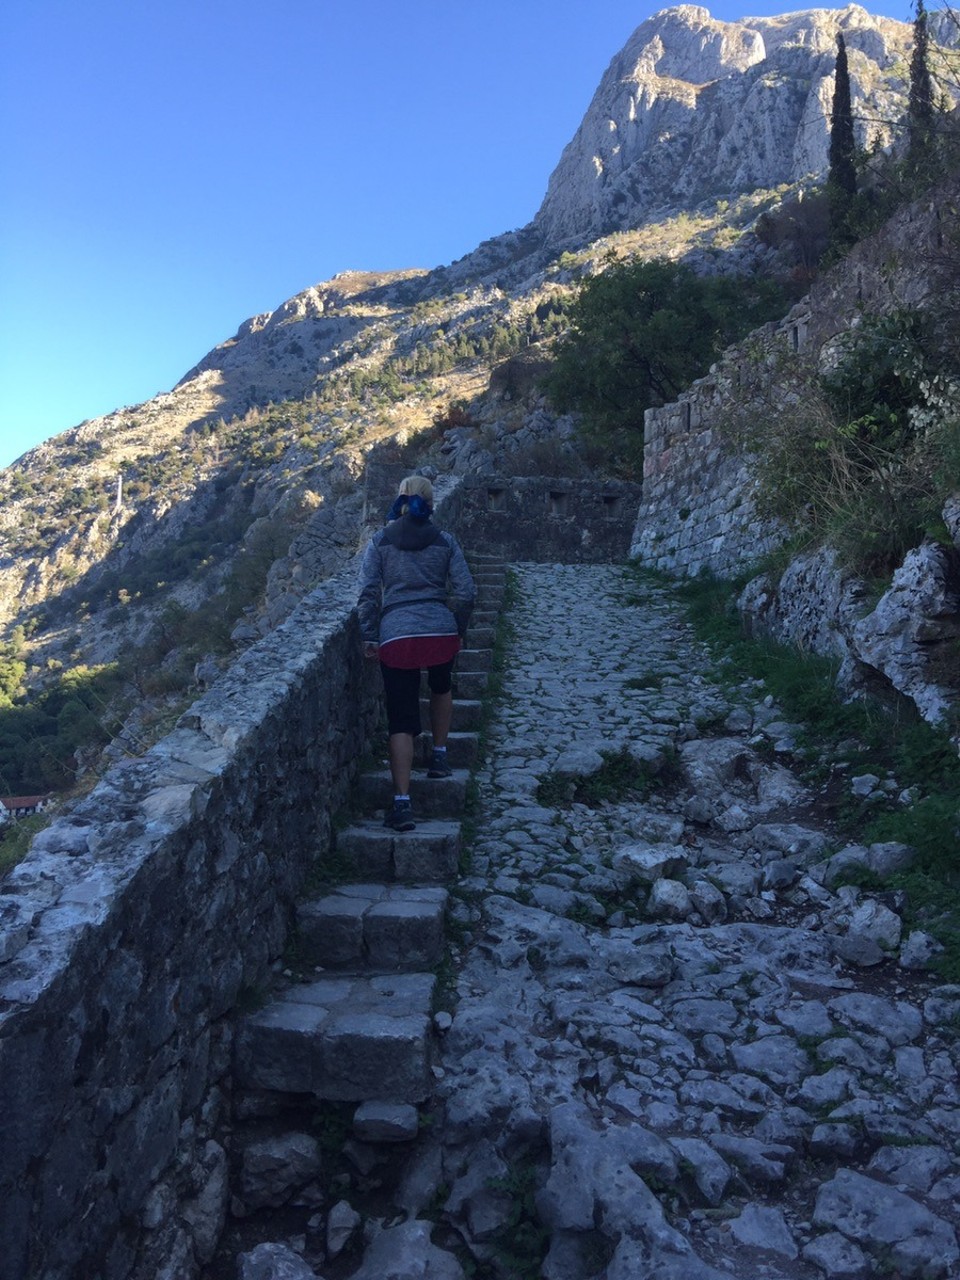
[630,357,784,578]
[630,191,952,578]
[453,474,643,563]
[0,560,382,1279]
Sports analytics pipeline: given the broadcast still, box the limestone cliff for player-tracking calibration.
[535,4,916,243]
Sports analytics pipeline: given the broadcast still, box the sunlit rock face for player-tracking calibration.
[535,4,915,243]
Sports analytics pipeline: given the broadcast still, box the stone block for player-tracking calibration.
[235,998,329,1095]
[359,770,468,818]
[456,648,492,673]
[392,822,461,882]
[416,732,478,770]
[422,697,482,731]
[450,670,488,700]
[322,1011,431,1102]
[353,1101,420,1142]
[335,825,394,880]
[298,895,367,967]
[236,973,435,1102]
[366,891,447,970]
[336,821,460,883]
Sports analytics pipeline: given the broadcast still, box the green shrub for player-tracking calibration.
[536,745,672,809]
[542,256,791,473]
[737,309,960,575]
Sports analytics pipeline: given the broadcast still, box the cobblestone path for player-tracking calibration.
[424,563,960,1280]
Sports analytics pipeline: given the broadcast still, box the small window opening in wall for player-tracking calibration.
[791,325,800,353]
[549,491,568,517]
[487,488,505,512]
[602,494,619,517]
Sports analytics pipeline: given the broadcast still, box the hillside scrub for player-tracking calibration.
[737,307,960,575]
[541,256,793,473]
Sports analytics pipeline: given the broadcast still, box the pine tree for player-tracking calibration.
[828,33,858,248]
[907,0,935,176]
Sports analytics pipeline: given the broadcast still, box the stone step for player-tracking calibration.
[423,698,482,731]
[297,884,447,971]
[359,769,468,818]
[457,648,492,673]
[466,625,495,649]
[452,670,488,700]
[235,972,435,1103]
[415,731,478,770]
[335,819,461,882]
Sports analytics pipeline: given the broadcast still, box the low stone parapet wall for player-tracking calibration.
[0,561,381,1278]
[454,474,643,563]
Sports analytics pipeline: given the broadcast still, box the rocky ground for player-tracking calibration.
[419,564,959,1278]
[232,562,960,1280]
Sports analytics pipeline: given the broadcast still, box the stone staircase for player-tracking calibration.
[233,553,506,1112]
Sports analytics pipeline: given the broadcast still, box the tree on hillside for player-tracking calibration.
[828,33,858,249]
[907,0,936,175]
[542,257,789,471]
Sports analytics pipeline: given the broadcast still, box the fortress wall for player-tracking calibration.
[0,557,382,1279]
[447,474,643,564]
[631,194,950,578]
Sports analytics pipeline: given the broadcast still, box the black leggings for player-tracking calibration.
[380,659,455,736]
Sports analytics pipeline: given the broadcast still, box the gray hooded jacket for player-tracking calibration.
[357,515,476,645]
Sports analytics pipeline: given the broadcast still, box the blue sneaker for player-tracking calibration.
[384,798,416,831]
[427,749,452,778]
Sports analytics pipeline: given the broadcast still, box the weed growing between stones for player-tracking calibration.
[311,1102,353,1156]
[623,671,663,690]
[668,568,960,979]
[484,1162,550,1280]
[432,949,458,1015]
[536,745,679,810]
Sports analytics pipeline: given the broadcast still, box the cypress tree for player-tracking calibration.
[907,0,935,176]
[828,33,858,247]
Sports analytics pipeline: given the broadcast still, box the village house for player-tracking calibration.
[0,795,48,822]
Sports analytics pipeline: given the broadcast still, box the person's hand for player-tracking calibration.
[363,641,380,660]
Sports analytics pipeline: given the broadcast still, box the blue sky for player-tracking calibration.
[0,0,913,470]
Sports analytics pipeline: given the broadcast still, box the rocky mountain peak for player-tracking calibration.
[622,6,766,83]
[534,4,919,244]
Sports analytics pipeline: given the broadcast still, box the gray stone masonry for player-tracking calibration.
[0,481,513,1279]
[367,464,642,566]
[234,972,436,1103]
[334,822,462,883]
[632,184,957,580]
[0,556,383,1279]
[296,885,448,971]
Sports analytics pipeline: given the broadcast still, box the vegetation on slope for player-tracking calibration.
[738,305,960,575]
[541,257,794,473]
